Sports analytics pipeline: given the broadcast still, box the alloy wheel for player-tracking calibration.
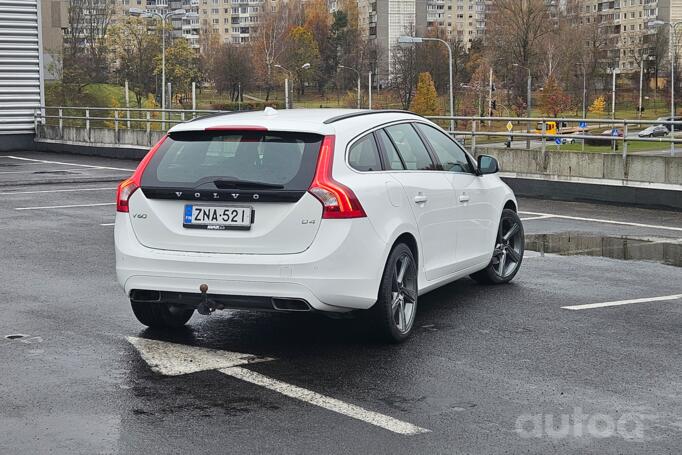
[492,216,523,278]
[391,253,417,334]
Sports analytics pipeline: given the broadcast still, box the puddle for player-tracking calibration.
[526,234,682,268]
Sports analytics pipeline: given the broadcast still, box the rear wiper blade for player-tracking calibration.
[213,179,284,190]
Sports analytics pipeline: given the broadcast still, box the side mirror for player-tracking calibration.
[477,155,499,175]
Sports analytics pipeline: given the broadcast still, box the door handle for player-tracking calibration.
[414,195,428,204]
[459,194,470,203]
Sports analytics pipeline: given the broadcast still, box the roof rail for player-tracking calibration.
[323,110,421,124]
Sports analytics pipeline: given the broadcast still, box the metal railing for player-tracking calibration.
[32,107,682,158]
[425,115,682,158]
[33,106,225,135]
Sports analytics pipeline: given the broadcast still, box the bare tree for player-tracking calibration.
[211,43,254,102]
[64,0,114,89]
[391,40,419,109]
[251,1,293,101]
[487,0,552,101]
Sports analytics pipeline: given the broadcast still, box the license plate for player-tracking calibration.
[183,205,253,230]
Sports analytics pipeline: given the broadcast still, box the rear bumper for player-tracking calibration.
[115,213,387,312]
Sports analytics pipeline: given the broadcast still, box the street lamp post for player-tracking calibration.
[368,71,372,109]
[274,63,311,109]
[399,35,454,132]
[513,63,532,150]
[129,7,187,131]
[649,20,682,156]
[338,65,361,109]
[609,67,620,153]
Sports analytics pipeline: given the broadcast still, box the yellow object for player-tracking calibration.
[536,121,558,136]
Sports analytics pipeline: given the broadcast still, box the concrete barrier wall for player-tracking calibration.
[38,125,164,149]
[475,148,682,186]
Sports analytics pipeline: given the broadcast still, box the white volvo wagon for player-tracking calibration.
[115,109,524,342]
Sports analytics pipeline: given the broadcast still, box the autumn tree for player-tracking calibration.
[539,76,572,117]
[157,39,201,105]
[589,95,606,116]
[411,73,441,116]
[304,0,332,93]
[285,26,320,95]
[108,18,161,107]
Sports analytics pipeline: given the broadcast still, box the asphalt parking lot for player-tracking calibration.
[0,151,680,454]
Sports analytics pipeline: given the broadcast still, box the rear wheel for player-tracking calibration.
[371,243,418,343]
[470,209,524,284]
[130,301,194,329]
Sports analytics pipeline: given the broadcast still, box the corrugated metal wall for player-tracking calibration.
[0,0,44,135]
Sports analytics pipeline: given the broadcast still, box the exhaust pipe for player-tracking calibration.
[130,289,161,302]
[271,298,311,312]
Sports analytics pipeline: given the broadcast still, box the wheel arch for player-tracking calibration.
[503,199,517,212]
[392,232,419,267]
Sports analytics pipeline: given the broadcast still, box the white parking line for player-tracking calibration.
[519,211,682,232]
[0,187,116,195]
[100,223,115,226]
[15,202,115,211]
[520,215,555,221]
[221,366,430,436]
[0,155,135,172]
[562,294,682,310]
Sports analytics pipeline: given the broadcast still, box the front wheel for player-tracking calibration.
[371,243,418,343]
[470,209,524,284]
[131,301,194,329]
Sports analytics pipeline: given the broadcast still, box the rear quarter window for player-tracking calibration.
[348,134,382,171]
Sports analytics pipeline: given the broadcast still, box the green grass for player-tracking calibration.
[46,81,137,108]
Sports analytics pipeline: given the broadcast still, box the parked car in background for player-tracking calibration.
[638,125,668,138]
[655,116,682,131]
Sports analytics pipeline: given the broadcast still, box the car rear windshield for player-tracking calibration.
[141,130,323,191]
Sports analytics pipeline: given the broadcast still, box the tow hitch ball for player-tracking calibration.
[197,283,223,315]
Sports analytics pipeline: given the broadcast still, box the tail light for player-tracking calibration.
[309,135,366,219]
[116,135,167,213]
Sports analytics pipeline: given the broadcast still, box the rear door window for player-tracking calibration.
[375,129,405,170]
[141,131,323,190]
[348,134,382,171]
[384,123,436,171]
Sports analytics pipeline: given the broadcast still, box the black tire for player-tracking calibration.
[131,301,194,329]
[470,208,524,285]
[371,243,418,343]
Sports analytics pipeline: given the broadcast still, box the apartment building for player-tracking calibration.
[197,0,261,45]
[567,0,670,73]
[360,0,427,79]
[434,0,489,46]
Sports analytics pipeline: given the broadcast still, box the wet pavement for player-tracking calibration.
[0,151,681,454]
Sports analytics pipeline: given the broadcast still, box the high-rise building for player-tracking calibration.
[435,0,489,46]
[566,0,666,73]
[361,0,427,80]
[198,0,262,45]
